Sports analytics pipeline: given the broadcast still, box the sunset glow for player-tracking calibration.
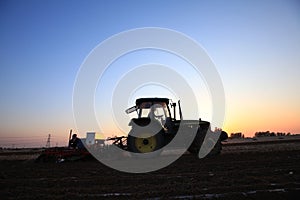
[0,0,299,147]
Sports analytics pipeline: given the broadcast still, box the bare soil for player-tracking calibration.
[0,139,300,199]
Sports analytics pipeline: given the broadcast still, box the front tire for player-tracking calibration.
[188,125,223,157]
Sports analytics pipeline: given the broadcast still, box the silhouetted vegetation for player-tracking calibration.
[255,131,291,137]
[228,131,294,139]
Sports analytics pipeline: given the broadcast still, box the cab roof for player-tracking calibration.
[135,98,169,105]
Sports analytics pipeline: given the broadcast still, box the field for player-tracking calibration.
[1,137,300,199]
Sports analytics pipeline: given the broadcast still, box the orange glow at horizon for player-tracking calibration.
[223,100,300,137]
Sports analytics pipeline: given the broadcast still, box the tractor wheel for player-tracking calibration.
[127,130,164,154]
[188,128,206,155]
[207,140,222,156]
[188,130,222,157]
[188,122,224,157]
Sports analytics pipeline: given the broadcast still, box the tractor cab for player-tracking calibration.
[126,98,181,124]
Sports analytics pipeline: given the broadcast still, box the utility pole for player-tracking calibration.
[46,134,51,148]
[68,129,72,147]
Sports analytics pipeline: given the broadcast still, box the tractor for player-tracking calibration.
[125,97,228,156]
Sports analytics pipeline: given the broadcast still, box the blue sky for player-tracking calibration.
[0,0,299,147]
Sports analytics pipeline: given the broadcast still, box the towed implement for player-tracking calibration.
[36,130,93,162]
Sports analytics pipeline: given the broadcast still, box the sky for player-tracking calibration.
[0,0,299,147]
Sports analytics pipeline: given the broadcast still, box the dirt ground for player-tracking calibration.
[0,139,300,199]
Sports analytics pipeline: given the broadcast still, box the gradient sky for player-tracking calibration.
[1,0,299,147]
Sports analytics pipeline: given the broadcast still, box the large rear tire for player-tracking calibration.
[127,118,165,155]
[127,130,165,154]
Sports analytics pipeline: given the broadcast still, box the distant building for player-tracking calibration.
[230,132,244,139]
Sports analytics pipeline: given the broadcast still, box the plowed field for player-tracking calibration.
[1,139,300,199]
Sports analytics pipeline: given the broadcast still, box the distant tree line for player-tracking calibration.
[229,131,292,139]
[255,131,291,137]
